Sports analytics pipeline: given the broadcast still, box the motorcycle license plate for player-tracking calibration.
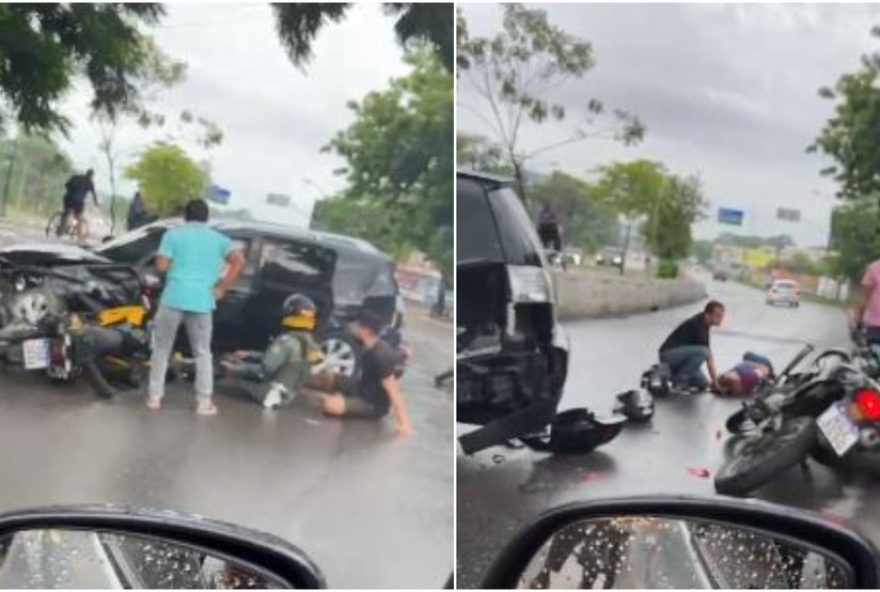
[817,403,859,457]
[22,338,50,370]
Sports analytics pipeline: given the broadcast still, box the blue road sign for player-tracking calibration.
[209,185,231,205]
[718,207,744,226]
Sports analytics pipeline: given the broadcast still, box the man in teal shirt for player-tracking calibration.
[148,199,245,415]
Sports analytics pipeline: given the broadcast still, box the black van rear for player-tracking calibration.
[456,171,569,453]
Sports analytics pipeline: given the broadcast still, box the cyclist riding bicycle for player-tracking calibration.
[58,169,98,240]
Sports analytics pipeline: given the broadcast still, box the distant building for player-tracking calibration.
[712,244,743,268]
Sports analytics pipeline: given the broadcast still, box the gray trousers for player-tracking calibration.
[659,345,709,389]
[149,306,213,402]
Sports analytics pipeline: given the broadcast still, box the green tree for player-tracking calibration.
[0,4,166,133]
[312,196,411,260]
[811,26,880,200]
[124,143,206,217]
[528,170,620,253]
[325,48,453,283]
[594,161,706,273]
[0,133,73,216]
[456,132,510,174]
[457,4,645,203]
[592,160,666,274]
[92,36,184,233]
[595,160,667,220]
[272,3,453,72]
[644,175,707,261]
[828,197,880,281]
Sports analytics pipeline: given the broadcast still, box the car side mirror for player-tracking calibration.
[0,505,325,588]
[480,496,880,589]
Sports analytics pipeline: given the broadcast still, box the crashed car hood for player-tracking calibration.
[0,243,109,267]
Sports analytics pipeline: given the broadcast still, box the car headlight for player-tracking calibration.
[507,265,552,303]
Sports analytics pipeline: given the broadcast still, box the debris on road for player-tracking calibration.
[687,466,711,478]
[580,471,604,483]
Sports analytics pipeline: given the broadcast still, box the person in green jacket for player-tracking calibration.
[219,293,324,409]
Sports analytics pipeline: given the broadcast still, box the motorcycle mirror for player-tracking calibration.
[480,496,880,589]
[0,505,325,589]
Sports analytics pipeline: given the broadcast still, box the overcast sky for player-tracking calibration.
[58,3,407,227]
[458,3,880,247]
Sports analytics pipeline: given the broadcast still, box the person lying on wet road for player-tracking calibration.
[312,310,414,437]
[658,300,725,392]
[219,293,324,409]
[715,352,774,397]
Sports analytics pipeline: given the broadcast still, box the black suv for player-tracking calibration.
[457,171,569,453]
[0,220,402,377]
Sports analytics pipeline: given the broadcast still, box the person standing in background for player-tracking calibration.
[127,190,152,231]
[148,199,246,415]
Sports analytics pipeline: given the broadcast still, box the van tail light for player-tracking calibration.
[854,388,880,421]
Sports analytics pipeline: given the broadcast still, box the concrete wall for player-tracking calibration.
[553,269,708,321]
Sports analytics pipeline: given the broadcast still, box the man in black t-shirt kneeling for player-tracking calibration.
[317,311,414,437]
[658,301,725,391]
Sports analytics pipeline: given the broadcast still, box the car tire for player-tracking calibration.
[317,328,361,379]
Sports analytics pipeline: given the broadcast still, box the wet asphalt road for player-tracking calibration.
[457,272,880,588]
[0,221,454,589]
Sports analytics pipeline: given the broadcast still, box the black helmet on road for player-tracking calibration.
[614,389,655,422]
[282,293,317,331]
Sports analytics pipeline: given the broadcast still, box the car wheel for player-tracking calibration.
[317,330,361,378]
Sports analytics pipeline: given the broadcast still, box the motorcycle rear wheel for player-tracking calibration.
[715,417,817,496]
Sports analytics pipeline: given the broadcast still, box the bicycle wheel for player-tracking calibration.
[45,211,62,238]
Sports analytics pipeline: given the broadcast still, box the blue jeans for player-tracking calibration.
[149,306,213,402]
[660,345,709,389]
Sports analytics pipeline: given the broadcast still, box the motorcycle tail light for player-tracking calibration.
[854,388,880,421]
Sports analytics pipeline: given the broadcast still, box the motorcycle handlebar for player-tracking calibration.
[776,343,815,382]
